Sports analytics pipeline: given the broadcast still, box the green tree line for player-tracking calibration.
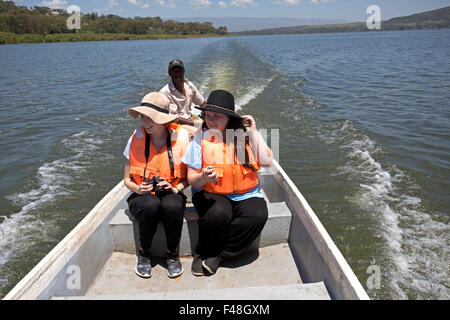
[0,0,227,35]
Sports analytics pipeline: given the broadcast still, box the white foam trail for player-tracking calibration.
[0,161,63,267]
[321,120,449,299]
[0,131,104,273]
[197,62,236,95]
[346,137,409,299]
[197,68,214,96]
[191,67,215,116]
[196,60,274,112]
[235,76,274,111]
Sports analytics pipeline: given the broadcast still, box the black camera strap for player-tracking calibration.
[142,131,175,180]
[143,132,150,180]
[166,132,175,175]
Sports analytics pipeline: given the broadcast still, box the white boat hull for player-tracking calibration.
[3,160,369,300]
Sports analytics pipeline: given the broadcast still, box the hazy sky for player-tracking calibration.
[14,0,450,21]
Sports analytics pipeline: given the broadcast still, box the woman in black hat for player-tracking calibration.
[181,89,273,276]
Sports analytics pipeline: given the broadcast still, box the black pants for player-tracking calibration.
[192,191,268,259]
[127,192,186,254]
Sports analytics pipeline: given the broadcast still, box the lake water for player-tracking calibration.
[0,29,449,299]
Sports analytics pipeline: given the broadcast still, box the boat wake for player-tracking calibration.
[194,40,276,112]
[0,130,106,288]
[320,119,449,299]
[235,76,274,111]
[192,47,450,299]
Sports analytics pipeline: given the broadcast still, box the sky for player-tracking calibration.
[13,0,450,21]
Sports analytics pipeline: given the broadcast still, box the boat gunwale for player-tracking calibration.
[3,180,128,300]
[267,160,370,300]
[4,159,369,300]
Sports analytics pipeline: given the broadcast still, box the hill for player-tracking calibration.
[170,17,350,33]
[235,6,450,35]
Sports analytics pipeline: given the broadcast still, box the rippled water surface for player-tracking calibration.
[0,30,449,299]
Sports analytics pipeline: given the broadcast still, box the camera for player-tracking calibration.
[144,176,170,197]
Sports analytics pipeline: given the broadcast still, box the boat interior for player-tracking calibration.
[53,181,331,300]
[5,162,368,300]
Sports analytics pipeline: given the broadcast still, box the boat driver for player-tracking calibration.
[159,59,206,121]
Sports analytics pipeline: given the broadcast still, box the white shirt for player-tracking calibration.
[159,79,205,118]
[123,135,133,160]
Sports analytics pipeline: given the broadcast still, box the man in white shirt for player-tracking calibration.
[159,59,206,120]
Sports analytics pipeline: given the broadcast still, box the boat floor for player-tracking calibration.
[50,185,331,300]
[86,243,303,298]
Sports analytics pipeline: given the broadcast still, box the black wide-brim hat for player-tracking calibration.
[194,89,242,119]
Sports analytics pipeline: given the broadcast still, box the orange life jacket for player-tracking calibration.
[201,132,260,195]
[129,125,188,188]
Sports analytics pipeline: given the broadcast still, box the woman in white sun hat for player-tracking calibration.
[123,92,191,279]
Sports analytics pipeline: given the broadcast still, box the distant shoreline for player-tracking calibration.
[2,27,449,45]
[1,3,448,45]
[232,23,450,37]
[233,6,450,36]
[0,32,226,45]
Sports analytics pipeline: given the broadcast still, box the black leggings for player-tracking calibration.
[192,191,268,259]
[127,192,186,254]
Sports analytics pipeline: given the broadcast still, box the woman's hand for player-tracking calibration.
[242,115,257,132]
[136,181,154,195]
[240,115,273,168]
[156,178,179,194]
[202,166,219,184]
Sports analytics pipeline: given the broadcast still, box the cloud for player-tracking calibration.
[229,0,258,8]
[40,0,67,9]
[94,0,119,13]
[274,0,334,5]
[153,0,176,8]
[108,0,119,7]
[218,1,228,8]
[126,0,150,8]
[189,0,212,9]
[274,0,302,5]
[311,0,335,3]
